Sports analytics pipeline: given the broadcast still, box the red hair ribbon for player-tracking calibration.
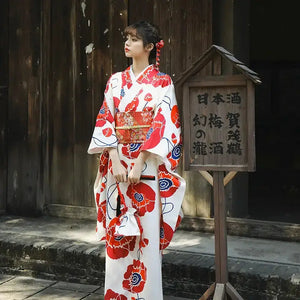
[155,39,164,70]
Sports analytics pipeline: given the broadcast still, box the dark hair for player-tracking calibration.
[124,20,162,60]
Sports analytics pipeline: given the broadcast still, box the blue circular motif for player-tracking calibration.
[99,107,105,114]
[146,128,153,139]
[159,178,172,190]
[171,144,182,159]
[130,143,141,152]
[114,235,123,241]
[131,272,142,285]
[160,227,164,239]
[121,88,125,97]
[134,192,144,202]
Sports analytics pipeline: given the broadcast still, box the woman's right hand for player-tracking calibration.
[107,148,128,182]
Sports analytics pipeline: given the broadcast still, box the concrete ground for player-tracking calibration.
[0,274,187,300]
[0,215,300,299]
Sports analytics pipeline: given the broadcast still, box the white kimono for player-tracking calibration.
[88,64,186,300]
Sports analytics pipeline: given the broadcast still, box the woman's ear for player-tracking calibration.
[146,43,154,52]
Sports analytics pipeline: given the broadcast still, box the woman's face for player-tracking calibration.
[124,31,151,60]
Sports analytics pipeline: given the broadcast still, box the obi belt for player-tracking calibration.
[115,111,153,144]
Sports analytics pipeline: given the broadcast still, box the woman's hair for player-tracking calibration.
[124,21,162,61]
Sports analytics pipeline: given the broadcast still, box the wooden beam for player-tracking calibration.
[224,171,237,186]
[199,171,213,186]
[226,282,243,300]
[213,283,225,300]
[199,283,216,300]
[213,172,228,283]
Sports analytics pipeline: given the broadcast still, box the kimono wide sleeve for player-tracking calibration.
[141,80,186,249]
[88,76,118,154]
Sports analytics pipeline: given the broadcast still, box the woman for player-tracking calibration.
[88,20,185,299]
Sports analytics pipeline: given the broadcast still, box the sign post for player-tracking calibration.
[176,45,261,299]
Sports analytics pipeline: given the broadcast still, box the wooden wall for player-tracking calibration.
[1,0,213,218]
[6,0,41,215]
[0,0,9,214]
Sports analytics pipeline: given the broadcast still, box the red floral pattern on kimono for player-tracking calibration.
[122,259,147,293]
[126,182,156,216]
[88,64,186,300]
[105,289,127,300]
[106,217,136,259]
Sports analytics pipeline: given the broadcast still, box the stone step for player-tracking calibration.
[0,215,300,299]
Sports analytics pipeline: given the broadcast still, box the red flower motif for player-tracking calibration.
[141,108,166,150]
[122,67,133,90]
[136,65,171,88]
[158,164,180,197]
[125,89,143,112]
[106,218,136,259]
[126,182,156,216]
[167,136,183,170]
[144,93,153,102]
[123,259,147,294]
[97,198,106,228]
[96,119,106,127]
[96,99,114,124]
[171,105,181,128]
[160,221,174,250]
[121,144,142,159]
[113,96,121,109]
[104,289,127,300]
[103,127,113,137]
[99,152,109,176]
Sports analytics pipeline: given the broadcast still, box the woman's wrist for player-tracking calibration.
[137,150,150,164]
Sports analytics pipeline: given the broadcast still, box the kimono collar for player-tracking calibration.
[129,64,155,82]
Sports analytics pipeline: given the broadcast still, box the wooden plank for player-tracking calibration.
[199,171,213,186]
[224,171,237,186]
[110,0,128,73]
[183,82,191,171]
[213,172,228,283]
[213,283,225,300]
[7,0,41,215]
[0,0,9,213]
[199,283,216,300]
[49,0,75,206]
[169,0,187,82]
[153,0,171,74]
[40,0,51,211]
[86,0,112,208]
[128,0,153,23]
[73,0,91,207]
[226,282,243,300]
[247,80,256,171]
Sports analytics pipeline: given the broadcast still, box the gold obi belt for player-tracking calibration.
[115,111,153,144]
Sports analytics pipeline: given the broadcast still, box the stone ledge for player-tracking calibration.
[0,231,300,299]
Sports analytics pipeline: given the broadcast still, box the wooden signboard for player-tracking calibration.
[183,75,255,171]
[176,45,261,300]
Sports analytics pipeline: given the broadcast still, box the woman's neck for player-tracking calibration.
[132,57,150,77]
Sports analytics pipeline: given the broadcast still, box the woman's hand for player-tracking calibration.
[108,148,127,182]
[128,151,150,184]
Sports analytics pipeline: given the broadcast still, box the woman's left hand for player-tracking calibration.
[128,158,144,184]
[128,151,150,184]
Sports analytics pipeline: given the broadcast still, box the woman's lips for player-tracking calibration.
[125,47,129,52]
